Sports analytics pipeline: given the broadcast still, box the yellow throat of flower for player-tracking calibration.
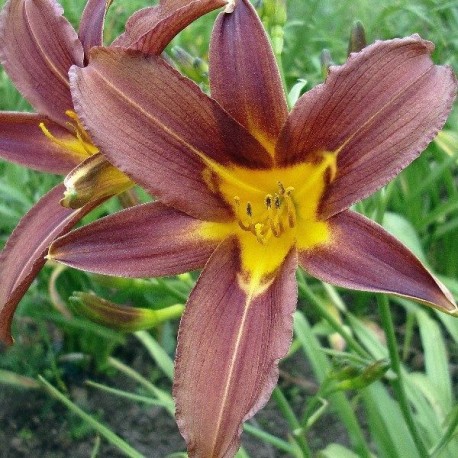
[198,152,337,291]
[39,110,98,160]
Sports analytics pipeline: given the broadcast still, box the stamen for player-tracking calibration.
[270,218,281,237]
[265,194,272,208]
[233,182,298,244]
[39,122,66,148]
[246,202,252,218]
[65,110,92,144]
[284,187,296,228]
[254,223,266,245]
[234,196,251,231]
[39,111,97,158]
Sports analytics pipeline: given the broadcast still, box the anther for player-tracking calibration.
[265,194,272,208]
[234,196,251,231]
[277,181,285,195]
[274,195,281,209]
[246,202,252,217]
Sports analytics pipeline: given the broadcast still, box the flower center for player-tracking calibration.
[196,152,338,288]
[234,181,297,245]
[39,110,98,160]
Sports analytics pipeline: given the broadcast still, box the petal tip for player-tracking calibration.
[224,0,236,13]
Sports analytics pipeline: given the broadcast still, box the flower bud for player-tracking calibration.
[69,292,184,332]
[328,359,390,393]
[347,21,367,56]
[171,46,208,83]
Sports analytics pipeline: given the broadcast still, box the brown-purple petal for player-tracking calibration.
[0,112,81,174]
[174,237,298,457]
[79,0,113,57]
[299,210,457,314]
[0,0,84,127]
[70,48,271,221]
[49,201,218,278]
[0,184,100,345]
[113,0,226,55]
[276,36,457,218]
[210,0,288,153]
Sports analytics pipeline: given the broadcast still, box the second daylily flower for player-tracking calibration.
[50,0,457,456]
[0,0,227,343]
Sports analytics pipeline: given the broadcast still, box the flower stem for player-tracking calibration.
[272,386,312,457]
[296,270,369,358]
[377,295,429,458]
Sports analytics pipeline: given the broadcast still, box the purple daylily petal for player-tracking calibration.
[0,0,84,127]
[49,201,218,277]
[113,0,226,55]
[0,112,82,174]
[174,238,297,457]
[299,210,457,315]
[70,48,272,221]
[209,0,288,153]
[276,36,457,218]
[0,184,102,345]
[79,0,113,57]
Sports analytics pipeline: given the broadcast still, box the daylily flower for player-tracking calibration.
[0,0,227,344]
[49,0,457,455]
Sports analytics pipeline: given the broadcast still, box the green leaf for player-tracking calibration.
[134,331,174,381]
[362,382,418,458]
[287,79,307,106]
[318,443,360,458]
[416,311,453,416]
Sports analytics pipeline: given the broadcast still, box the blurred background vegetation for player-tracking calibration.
[0,0,457,457]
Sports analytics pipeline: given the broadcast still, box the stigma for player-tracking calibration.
[234,182,297,245]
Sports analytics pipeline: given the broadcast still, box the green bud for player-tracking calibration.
[329,359,390,392]
[69,292,184,332]
[259,0,287,27]
[347,21,367,56]
[171,46,208,83]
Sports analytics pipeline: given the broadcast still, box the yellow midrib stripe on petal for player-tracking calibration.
[209,292,252,456]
